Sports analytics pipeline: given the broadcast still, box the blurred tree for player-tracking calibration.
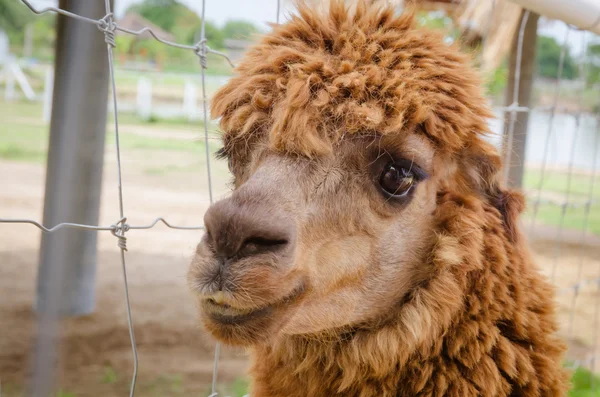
[114,35,136,55]
[186,21,224,48]
[127,0,183,32]
[30,14,56,49]
[222,20,260,40]
[4,9,55,60]
[416,10,453,32]
[485,61,508,97]
[536,35,578,80]
[0,0,32,32]
[585,40,600,87]
[126,0,226,48]
[203,21,225,48]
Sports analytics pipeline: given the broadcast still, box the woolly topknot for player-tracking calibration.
[211,0,493,157]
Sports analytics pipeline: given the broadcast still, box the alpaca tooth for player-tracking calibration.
[211,291,226,305]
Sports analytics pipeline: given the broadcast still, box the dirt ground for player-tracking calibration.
[1,133,599,395]
[0,139,250,396]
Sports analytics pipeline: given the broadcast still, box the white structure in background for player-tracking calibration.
[43,67,54,123]
[508,0,600,35]
[136,77,153,120]
[183,79,198,121]
[0,28,36,102]
[0,29,8,63]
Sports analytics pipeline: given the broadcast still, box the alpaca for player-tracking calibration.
[188,2,570,396]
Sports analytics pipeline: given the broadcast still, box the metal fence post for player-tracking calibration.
[502,10,540,188]
[32,0,112,394]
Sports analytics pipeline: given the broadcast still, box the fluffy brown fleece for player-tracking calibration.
[206,1,569,396]
[213,1,493,158]
[249,190,568,396]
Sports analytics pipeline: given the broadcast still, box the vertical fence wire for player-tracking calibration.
[528,25,572,237]
[199,0,219,393]
[99,0,139,395]
[565,31,591,341]
[550,33,589,283]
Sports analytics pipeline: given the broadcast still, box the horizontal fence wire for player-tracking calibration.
[0,0,598,395]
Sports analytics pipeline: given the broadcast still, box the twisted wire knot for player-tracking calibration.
[194,39,208,69]
[111,217,130,251]
[98,13,117,48]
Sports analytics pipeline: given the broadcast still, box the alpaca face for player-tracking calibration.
[188,132,441,345]
[188,2,496,346]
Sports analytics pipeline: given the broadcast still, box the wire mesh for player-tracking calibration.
[499,2,600,382]
[0,0,599,395]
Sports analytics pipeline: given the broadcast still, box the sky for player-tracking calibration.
[27,0,588,55]
[28,0,285,30]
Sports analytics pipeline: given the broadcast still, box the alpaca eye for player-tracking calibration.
[379,162,415,197]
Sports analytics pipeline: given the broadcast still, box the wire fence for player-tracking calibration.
[3,0,237,395]
[0,0,599,396]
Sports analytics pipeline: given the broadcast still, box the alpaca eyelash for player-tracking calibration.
[215,147,228,160]
[393,158,428,181]
[374,151,429,182]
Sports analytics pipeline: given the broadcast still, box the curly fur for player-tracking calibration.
[249,191,568,396]
[213,1,493,157]
[205,1,570,396]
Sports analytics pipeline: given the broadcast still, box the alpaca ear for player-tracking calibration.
[459,140,525,243]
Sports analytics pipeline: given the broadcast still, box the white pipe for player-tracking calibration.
[183,79,197,121]
[507,0,600,35]
[43,66,54,123]
[136,77,152,121]
[10,61,36,100]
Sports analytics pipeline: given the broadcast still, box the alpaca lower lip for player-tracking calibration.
[204,300,272,324]
[202,283,305,326]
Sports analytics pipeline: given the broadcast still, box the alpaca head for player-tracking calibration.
[188,1,507,346]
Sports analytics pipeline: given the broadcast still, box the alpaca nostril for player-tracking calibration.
[241,236,289,255]
[203,194,294,260]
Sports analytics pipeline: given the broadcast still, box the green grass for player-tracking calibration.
[0,101,210,164]
[522,168,600,236]
[229,378,251,397]
[115,112,207,128]
[0,142,47,162]
[569,366,600,397]
[101,366,119,385]
[0,121,206,164]
[108,131,204,152]
[1,365,598,396]
[0,100,43,119]
[525,202,600,236]
[0,119,50,163]
[524,169,600,198]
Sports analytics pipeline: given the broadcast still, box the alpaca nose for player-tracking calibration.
[203,196,294,260]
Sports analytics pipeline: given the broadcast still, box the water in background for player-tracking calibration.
[488,109,599,173]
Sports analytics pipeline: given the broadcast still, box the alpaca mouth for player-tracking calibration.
[203,299,273,325]
[202,283,305,326]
